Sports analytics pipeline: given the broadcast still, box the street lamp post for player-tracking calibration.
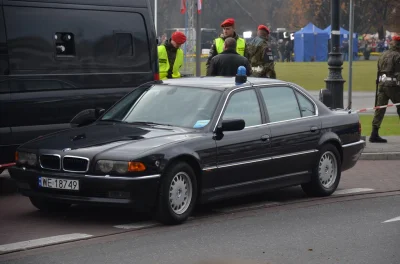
[321,0,345,109]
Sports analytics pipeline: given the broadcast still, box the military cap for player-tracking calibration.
[171,31,187,44]
[258,25,270,34]
[221,18,235,27]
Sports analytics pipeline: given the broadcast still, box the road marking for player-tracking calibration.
[333,188,374,195]
[382,216,400,223]
[0,233,92,253]
[213,202,281,213]
[114,222,159,229]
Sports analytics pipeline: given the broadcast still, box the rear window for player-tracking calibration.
[4,6,150,72]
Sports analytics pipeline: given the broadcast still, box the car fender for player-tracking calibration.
[159,146,202,174]
[318,131,343,161]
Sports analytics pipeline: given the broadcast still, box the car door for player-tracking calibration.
[214,88,272,189]
[259,85,321,177]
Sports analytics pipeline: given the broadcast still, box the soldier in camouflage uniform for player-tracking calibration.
[370,35,400,143]
[205,18,249,72]
[247,25,276,79]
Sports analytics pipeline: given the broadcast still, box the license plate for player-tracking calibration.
[38,177,79,191]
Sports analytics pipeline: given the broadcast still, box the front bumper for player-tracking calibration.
[8,167,160,210]
[341,140,365,172]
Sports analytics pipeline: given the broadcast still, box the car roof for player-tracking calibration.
[161,77,288,91]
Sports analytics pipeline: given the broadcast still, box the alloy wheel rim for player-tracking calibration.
[169,172,192,215]
[318,151,338,189]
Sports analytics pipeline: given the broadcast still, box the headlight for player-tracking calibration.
[16,151,37,166]
[95,160,146,174]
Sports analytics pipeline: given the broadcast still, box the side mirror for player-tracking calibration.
[70,108,105,128]
[95,107,105,118]
[218,119,245,132]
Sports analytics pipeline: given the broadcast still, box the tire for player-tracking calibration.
[301,144,341,197]
[156,162,197,225]
[0,168,4,175]
[29,197,71,212]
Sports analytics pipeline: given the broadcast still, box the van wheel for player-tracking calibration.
[29,197,71,212]
[156,162,197,225]
[301,144,341,197]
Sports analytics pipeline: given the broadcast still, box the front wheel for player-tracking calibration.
[29,197,71,212]
[301,144,341,197]
[156,162,197,225]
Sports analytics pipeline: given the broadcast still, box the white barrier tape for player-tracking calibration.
[355,102,400,113]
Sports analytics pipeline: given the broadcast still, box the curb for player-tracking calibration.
[360,152,400,160]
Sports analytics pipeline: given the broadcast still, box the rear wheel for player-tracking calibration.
[156,162,197,225]
[301,144,341,197]
[29,197,71,212]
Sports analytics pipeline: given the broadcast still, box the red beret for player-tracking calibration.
[171,31,187,45]
[393,35,400,41]
[258,25,270,33]
[221,18,235,27]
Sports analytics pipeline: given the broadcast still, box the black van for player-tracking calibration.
[0,0,158,169]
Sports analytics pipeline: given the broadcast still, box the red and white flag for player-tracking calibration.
[180,0,186,14]
[197,0,202,14]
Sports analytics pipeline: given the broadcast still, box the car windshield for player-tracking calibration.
[101,85,222,129]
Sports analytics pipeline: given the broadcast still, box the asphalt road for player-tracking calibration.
[1,194,399,264]
[0,160,399,263]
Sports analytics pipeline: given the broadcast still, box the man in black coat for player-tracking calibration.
[207,37,252,77]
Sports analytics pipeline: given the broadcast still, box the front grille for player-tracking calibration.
[39,155,61,170]
[63,156,89,172]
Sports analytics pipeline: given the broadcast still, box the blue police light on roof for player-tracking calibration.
[235,66,247,85]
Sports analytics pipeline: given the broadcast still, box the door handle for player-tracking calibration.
[310,126,319,132]
[261,134,270,141]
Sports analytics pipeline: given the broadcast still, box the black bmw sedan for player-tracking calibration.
[9,77,365,225]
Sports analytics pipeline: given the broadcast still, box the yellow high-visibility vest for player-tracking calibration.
[158,45,184,80]
[215,37,245,56]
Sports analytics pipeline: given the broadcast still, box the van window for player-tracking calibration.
[4,6,151,73]
[116,33,134,57]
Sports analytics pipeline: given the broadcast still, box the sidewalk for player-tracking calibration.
[1,136,399,196]
[361,136,400,160]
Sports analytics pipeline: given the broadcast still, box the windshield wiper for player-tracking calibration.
[129,121,173,126]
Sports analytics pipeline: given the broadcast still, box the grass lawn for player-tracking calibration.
[359,115,400,136]
[194,60,377,92]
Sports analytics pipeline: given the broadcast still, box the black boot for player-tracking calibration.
[369,127,387,143]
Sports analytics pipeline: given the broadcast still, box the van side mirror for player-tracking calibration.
[70,108,105,128]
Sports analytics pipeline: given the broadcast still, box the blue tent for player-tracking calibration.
[324,25,358,53]
[294,23,329,62]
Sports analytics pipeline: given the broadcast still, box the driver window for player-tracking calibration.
[222,89,262,127]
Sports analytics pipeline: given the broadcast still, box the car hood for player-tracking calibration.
[20,122,201,159]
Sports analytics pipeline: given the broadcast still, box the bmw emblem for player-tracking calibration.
[62,148,71,152]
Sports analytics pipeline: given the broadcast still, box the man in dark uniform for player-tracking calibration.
[247,24,276,78]
[205,18,249,72]
[370,35,400,143]
[206,37,251,77]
